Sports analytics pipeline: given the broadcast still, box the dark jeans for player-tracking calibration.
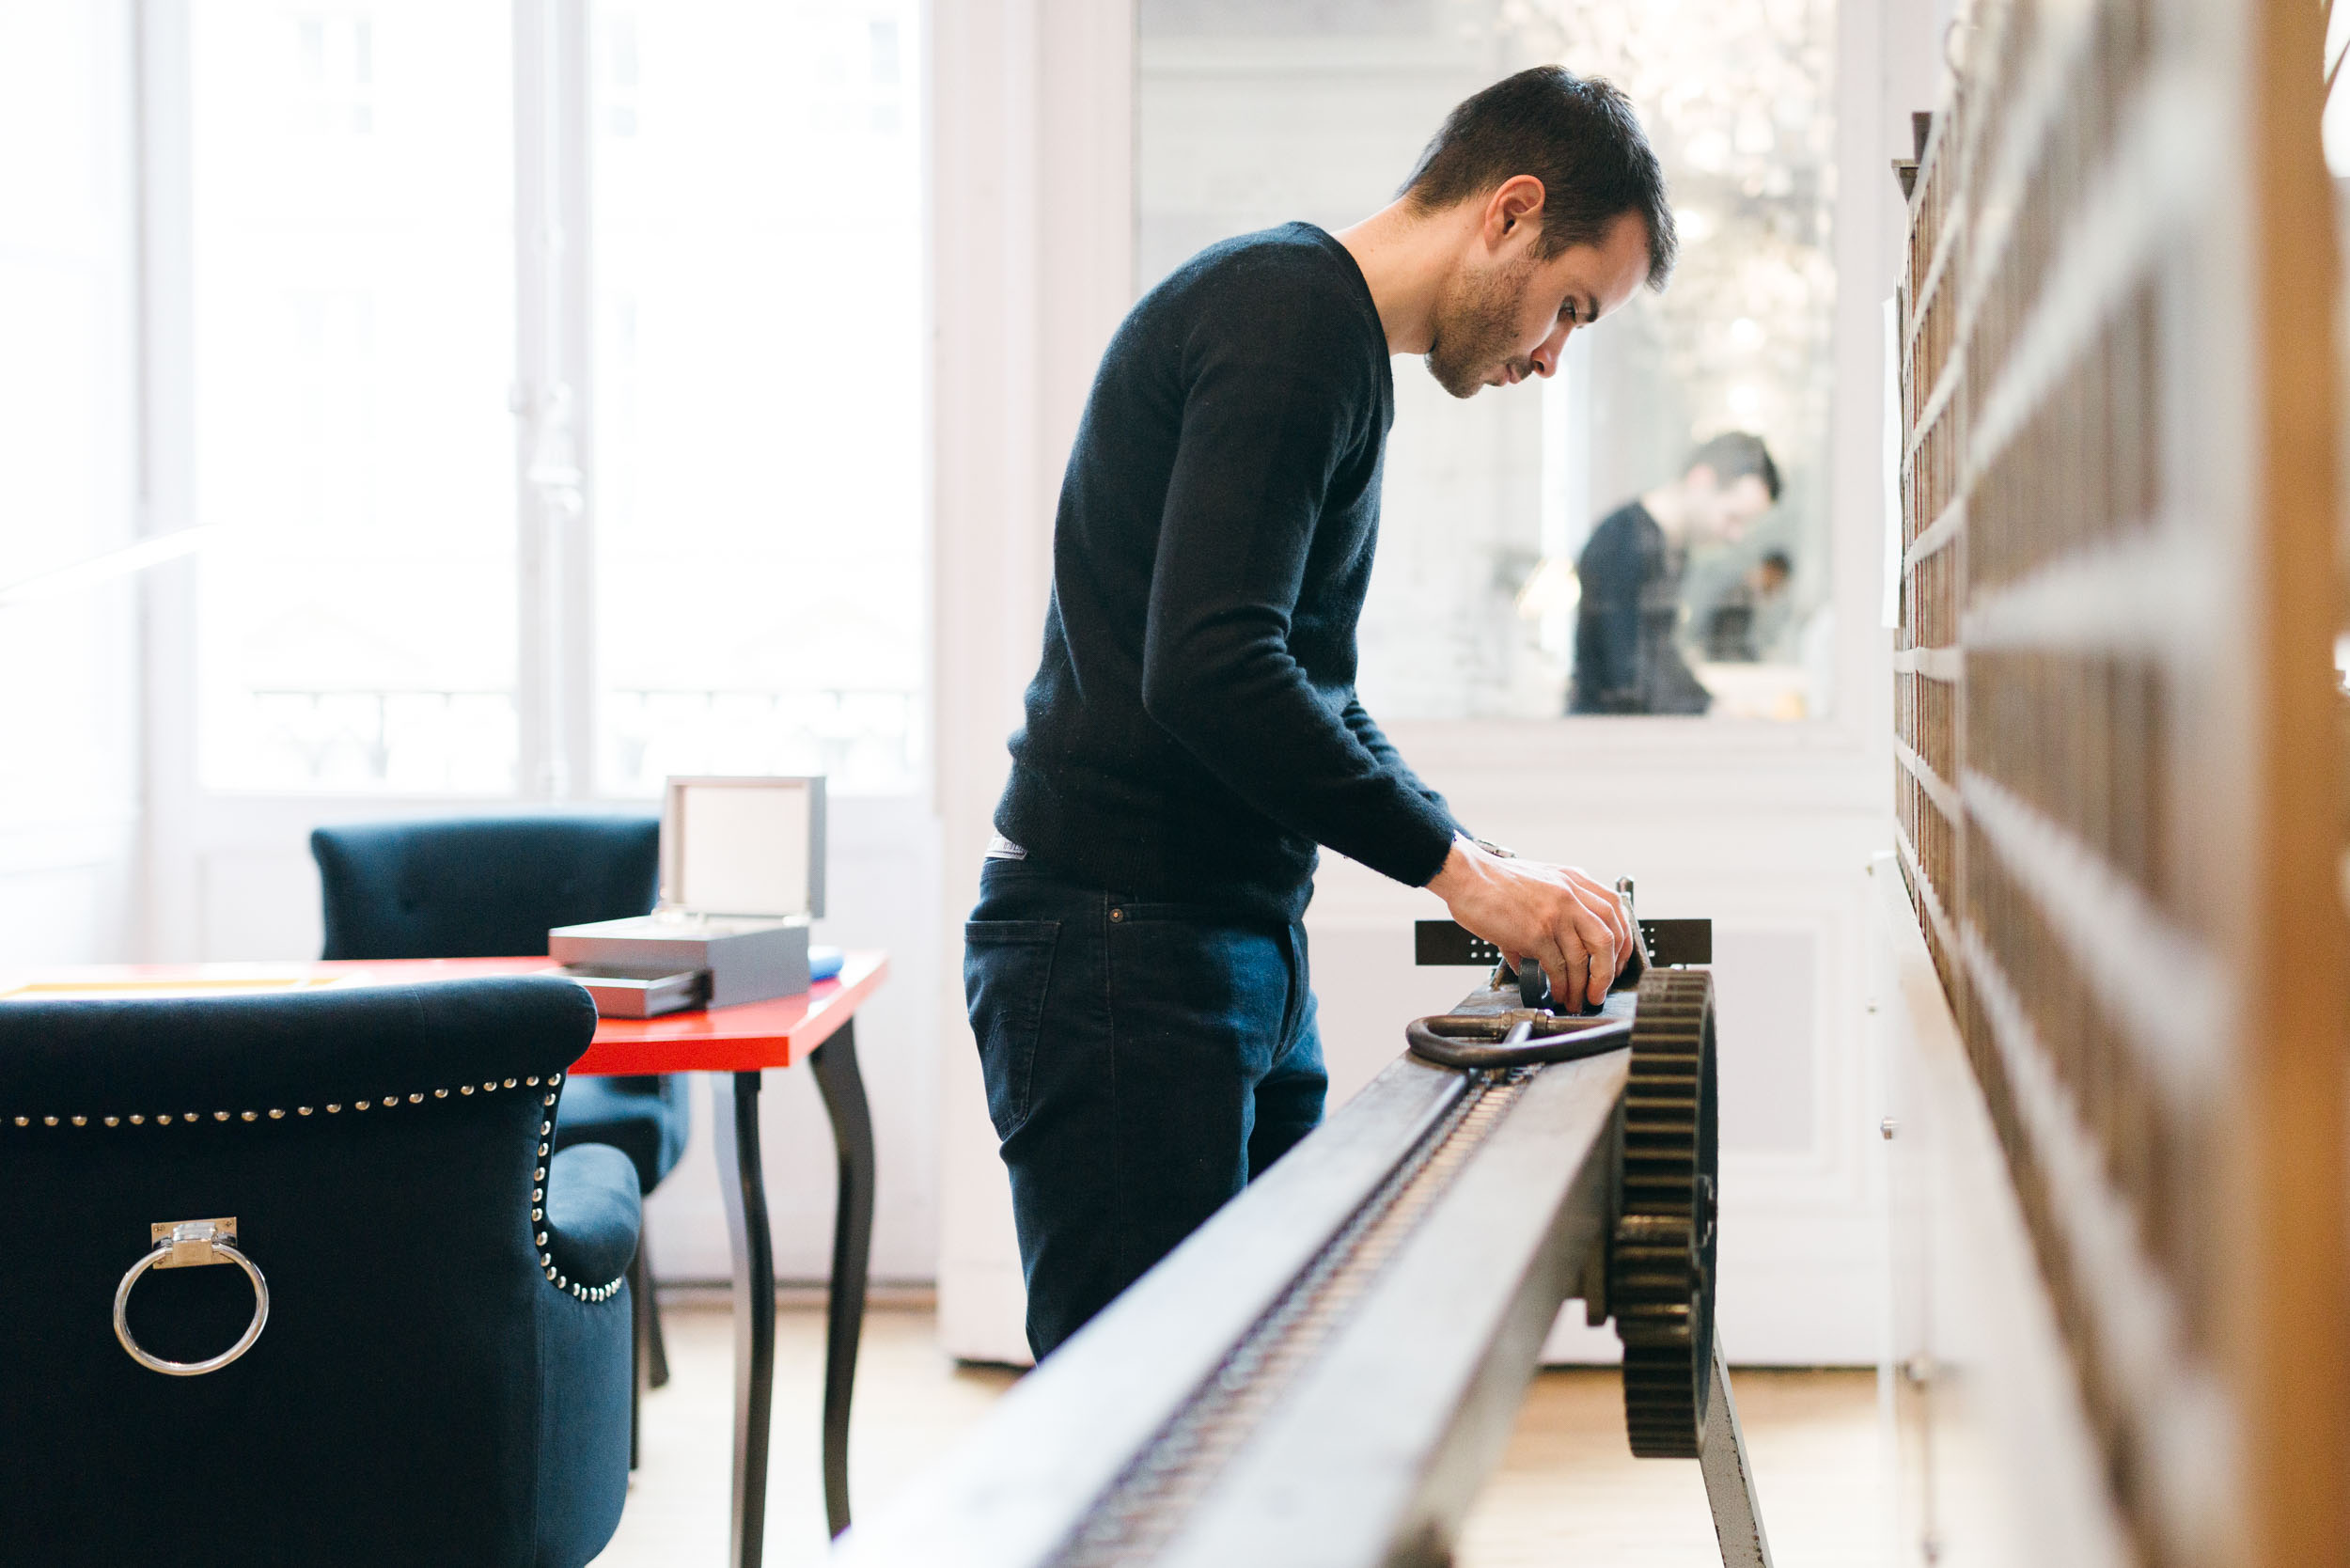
[964,855,1326,1358]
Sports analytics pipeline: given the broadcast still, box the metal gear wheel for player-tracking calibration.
[1608,966,1720,1458]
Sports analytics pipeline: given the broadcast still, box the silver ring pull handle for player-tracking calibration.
[114,1217,270,1376]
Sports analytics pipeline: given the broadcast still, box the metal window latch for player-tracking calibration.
[115,1215,270,1376]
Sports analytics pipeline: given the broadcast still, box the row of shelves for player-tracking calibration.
[1892,8,2240,1564]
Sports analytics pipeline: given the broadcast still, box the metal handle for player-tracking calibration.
[1404,1011,1633,1069]
[114,1217,270,1376]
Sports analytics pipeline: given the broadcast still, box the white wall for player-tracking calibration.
[930,0,1139,1354]
[0,2,143,971]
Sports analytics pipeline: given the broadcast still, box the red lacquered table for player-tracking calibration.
[2,952,887,1568]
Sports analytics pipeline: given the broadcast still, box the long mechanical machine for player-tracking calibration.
[837,890,1770,1568]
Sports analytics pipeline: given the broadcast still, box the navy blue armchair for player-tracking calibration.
[0,976,635,1567]
[310,816,662,963]
[311,815,690,1415]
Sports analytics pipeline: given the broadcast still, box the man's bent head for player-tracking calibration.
[1401,68,1674,399]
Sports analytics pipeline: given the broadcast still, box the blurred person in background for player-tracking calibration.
[1569,431,1779,713]
[1702,548,1795,663]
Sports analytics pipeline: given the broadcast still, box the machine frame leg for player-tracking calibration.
[1699,1330,1775,1568]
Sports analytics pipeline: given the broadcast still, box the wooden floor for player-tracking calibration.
[592,1299,1887,1566]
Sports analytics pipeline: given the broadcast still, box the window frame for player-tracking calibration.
[143,0,933,809]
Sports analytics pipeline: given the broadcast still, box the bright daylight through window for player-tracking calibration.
[1139,0,1838,721]
[191,3,517,791]
[591,3,925,795]
[186,1,927,794]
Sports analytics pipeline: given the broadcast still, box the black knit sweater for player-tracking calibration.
[995,223,1458,925]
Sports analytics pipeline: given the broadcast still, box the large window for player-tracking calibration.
[1138,0,1838,721]
[591,3,925,795]
[182,1,926,795]
[190,3,518,791]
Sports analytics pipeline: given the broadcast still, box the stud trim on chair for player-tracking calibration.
[7,1073,627,1302]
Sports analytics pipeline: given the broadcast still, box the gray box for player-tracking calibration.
[550,914,810,1009]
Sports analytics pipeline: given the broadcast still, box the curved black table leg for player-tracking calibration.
[810,1022,876,1539]
[713,1070,776,1568]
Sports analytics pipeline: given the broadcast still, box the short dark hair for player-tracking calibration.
[1760,550,1794,576]
[1400,67,1676,290]
[1685,431,1781,503]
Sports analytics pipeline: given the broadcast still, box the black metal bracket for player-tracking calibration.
[1414,918,1712,970]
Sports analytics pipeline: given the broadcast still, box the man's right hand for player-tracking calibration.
[1425,836,1634,1010]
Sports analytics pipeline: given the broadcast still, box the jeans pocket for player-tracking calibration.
[964,919,1061,1139]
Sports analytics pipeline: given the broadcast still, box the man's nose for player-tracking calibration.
[1529,321,1574,378]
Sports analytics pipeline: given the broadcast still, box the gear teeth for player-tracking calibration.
[1609,969,1718,1459]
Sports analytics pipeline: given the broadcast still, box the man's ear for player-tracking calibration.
[1481,175,1548,250]
[1682,462,1720,494]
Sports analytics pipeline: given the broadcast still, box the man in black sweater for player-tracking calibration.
[1570,431,1783,714]
[967,68,1675,1357]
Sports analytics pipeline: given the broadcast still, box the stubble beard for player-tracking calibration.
[1423,254,1536,400]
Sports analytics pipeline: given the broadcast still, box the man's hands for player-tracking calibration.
[1425,836,1635,1009]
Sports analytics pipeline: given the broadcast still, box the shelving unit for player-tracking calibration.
[1888,4,2347,1565]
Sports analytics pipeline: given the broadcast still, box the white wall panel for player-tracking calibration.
[930,0,1136,1362]
[0,823,137,966]
[196,850,321,961]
